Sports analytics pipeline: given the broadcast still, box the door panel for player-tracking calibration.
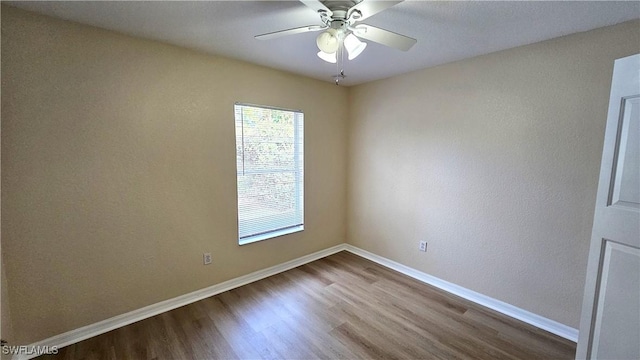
[591,241,640,359]
[609,96,639,209]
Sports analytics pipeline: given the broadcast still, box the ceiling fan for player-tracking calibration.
[255,0,416,83]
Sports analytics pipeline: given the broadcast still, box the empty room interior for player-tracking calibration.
[1,1,639,359]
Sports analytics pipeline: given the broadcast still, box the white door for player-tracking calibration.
[576,54,640,360]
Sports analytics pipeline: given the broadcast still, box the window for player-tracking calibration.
[234,103,304,245]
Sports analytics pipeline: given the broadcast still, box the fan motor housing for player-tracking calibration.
[329,20,348,31]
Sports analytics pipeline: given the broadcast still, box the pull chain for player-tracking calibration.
[335,39,346,85]
[335,44,341,85]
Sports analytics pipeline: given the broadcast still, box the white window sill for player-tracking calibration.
[239,225,304,246]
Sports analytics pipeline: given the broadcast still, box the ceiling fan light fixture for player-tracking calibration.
[317,50,337,63]
[344,33,367,60]
[316,30,339,54]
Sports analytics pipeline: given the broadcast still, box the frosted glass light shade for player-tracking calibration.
[344,33,367,60]
[317,51,337,63]
[316,31,339,53]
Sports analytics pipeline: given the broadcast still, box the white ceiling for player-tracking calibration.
[6,1,640,86]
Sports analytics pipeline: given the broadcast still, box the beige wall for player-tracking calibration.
[1,6,348,344]
[0,5,12,354]
[347,20,640,329]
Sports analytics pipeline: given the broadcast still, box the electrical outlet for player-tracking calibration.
[419,241,427,252]
[203,252,212,265]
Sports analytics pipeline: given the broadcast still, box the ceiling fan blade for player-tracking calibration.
[354,24,416,51]
[255,25,326,40]
[299,0,333,16]
[349,0,403,22]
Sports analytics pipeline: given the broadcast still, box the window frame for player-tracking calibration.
[234,102,304,245]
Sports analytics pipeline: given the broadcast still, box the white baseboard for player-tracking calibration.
[343,244,579,342]
[17,242,577,359]
[13,244,347,360]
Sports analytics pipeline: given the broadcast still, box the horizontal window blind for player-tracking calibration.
[234,103,304,241]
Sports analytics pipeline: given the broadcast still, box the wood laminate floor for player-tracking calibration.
[41,251,576,359]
